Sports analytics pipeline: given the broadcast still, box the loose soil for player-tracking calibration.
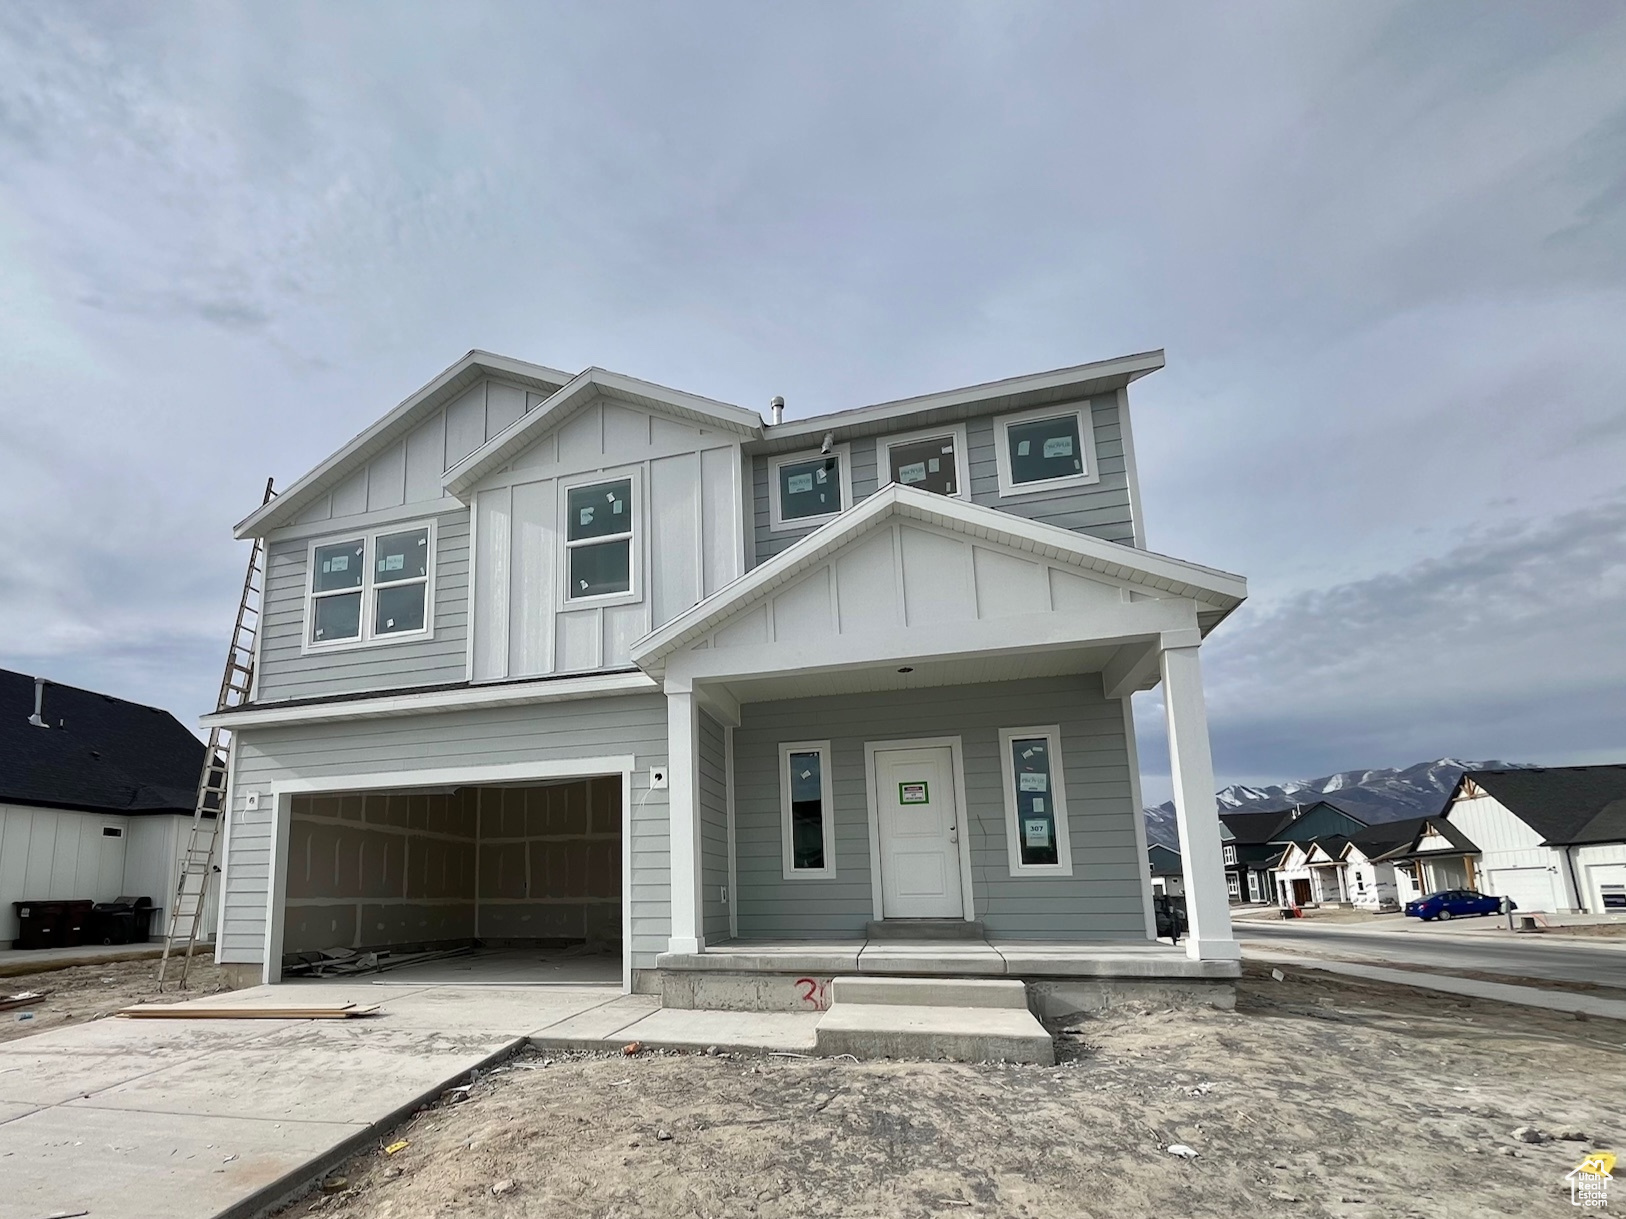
[277,963,1623,1219]
[0,956,237,1043]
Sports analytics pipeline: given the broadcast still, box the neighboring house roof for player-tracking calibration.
[235,350,575,538]
[1450,765,1626,846]
[0,669,204,816]
[628,482,1249,676]
[443,367,764,500]
[1217,809,1292,845]
[1148,844,1182,875]
[1305,836,1350,863]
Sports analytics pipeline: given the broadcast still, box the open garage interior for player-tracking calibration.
[278,776,622,981]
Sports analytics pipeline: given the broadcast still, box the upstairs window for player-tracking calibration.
[881,423,969,499]
[994,404,1100,496]
[565,477,635,601]
[306,524,435,650]
[768,445,852,532]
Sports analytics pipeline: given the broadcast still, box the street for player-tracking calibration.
[1237,920,1626,989]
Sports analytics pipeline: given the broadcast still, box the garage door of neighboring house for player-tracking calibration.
[1485,866,1558,913]
[1588,863,1626,912]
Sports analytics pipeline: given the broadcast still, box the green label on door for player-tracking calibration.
[899,781,929,804]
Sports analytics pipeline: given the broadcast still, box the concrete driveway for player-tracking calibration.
[0,978,634,1219]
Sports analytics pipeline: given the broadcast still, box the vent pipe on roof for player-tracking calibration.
[28,676,48,728]
[770,396,784,426]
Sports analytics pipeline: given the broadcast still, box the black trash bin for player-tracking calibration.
[129,896,156,942]
[90,896,157,945]
[61,899,95,947]
[12,900,65,950]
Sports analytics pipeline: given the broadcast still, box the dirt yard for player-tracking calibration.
[276,963,1621,1219]
[1,956,237,1043]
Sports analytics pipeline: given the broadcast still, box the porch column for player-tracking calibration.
[1160,636,1240,961]
[665,685,705,955]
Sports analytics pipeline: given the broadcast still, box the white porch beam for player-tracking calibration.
[1160,641,1240,962]
[1103,640,1162,700]
[665,686,706,954]
[695,682,741,728]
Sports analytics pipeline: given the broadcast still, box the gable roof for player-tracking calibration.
[234,350,574,538]
[1451,765,1626,846]
[1217,809,1292,844]
[1148,843,1182,875]
[443,367,763,500]
[628,482,1248,676]
[0,669,205,816]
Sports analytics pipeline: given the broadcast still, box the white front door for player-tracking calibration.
[874,745,964,918]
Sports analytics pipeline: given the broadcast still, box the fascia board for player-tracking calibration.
[753,350,1165,449]
[235,350,573,538]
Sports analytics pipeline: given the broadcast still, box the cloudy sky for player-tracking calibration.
[1,2,1622,803]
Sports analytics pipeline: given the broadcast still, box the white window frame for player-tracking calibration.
[1247,870,1261,901]
[1227,872,1242,900]
[998,725,1074,877]
[779,739,836,880]
[302,519,438,655]
[1223,844,1237,865]
[766,443,853,533]
[878,421,970,501]
[558,467,642,609]
[992,402,1102,497]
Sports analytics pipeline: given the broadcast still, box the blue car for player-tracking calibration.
[1404,888,1514,921]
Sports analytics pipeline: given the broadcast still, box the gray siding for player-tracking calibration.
[698,711,730,941]
[750,395,1133,565]
[732,675,1147,941]
[256,509,471,704]
[219,693,670,972]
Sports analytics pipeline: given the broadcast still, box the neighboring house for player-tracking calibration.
[0,669,208,945]
[1221,800,1368,905]
[1148,843,1184,897]
[203,348,1251,993]
[1274,815,1481,911]
[1443,766,1626,914]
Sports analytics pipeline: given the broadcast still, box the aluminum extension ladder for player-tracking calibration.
[158,478,274,989]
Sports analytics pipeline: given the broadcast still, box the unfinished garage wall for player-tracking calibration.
[476,778,622,943]
[283,791,478,954]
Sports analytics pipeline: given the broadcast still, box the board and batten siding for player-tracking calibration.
[217,693,671,972]
[467,397,744,681]
[750,395,1133,564]
[255,509,471,704]
[731,675,1150,941]
[698,710,730,941]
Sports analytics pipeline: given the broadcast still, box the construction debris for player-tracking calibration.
[282,945,474,979]
[0,990,46,1012]
[117,1002,380,1021]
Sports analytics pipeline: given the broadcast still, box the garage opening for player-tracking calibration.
[278,776,622,983]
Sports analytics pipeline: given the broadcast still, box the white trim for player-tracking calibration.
[766,443,853,533]
[260,754,638,988]
[201,670,657,729]
[211,733,240,953]
[877,422,970,500]
[1121,697,1157,941]
[997,725,1075,877]
[862,735,977,921]
[559,467,642,609]
[1115,386,1147,549]
[779,739,836,880]
[267,497,467,544]
[300,517,438,655]
[725,724,738,940]
[992,402,1102,497]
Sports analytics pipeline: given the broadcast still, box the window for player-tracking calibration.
[993,404,1100,496]
[1223,844,1237,865]
[768,445,852,532]
[1226,873,1242,900]
[780,741,835,879]
[1248,871,1261,901]
[880,423,969,499]
[998,726,1073,875]
[564,477,635,602]
[1601,884,1626,911]
[306,523,435,650]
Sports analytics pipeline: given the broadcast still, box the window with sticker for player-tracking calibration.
[566,478,634,600]
[999,726,1073,875]
[887,434,959,496]
[306,525,434,648]
[994,406,1097,495]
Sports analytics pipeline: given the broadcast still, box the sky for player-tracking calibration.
[1,2,1622,805]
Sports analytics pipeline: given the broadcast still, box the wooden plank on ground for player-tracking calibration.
[117,1003,380,1020]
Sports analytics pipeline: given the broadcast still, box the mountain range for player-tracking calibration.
[1142,758,1531,850]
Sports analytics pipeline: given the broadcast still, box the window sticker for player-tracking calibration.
[1023,818,1051,847]
[579,506,595,527]
[1043,436,1074,459]
[612,498,624,514]
[787,472,814,494]
[899,462,927,484]
[1016,440,1031,456]
[1018,772,1048,793]
[941,445,953,453]
[814,467,827,484]
[326,555,348,573]
[927,457,940,473]
[382,553,404,572]
[898,781,929,804]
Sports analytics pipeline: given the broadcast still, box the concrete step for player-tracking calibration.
[865,918,985,941]
[815,1003,1054,1064]
[830,975,1029,1010]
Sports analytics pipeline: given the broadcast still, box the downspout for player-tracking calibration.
[1563,845,1585,914]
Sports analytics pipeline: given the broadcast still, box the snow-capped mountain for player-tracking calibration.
[1142,759,1531,849]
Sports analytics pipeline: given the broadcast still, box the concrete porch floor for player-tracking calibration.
[659,937,1240,978]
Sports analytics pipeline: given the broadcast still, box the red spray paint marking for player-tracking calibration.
[795,977,829,1010]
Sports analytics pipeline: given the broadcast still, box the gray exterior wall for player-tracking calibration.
[256,508,471,704]
[750,394,1133,564]
[698,711,730,941]
[219,693,670,972]
[731,674,1148,941]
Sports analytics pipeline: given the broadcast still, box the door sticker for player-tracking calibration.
[898,781,929,805]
